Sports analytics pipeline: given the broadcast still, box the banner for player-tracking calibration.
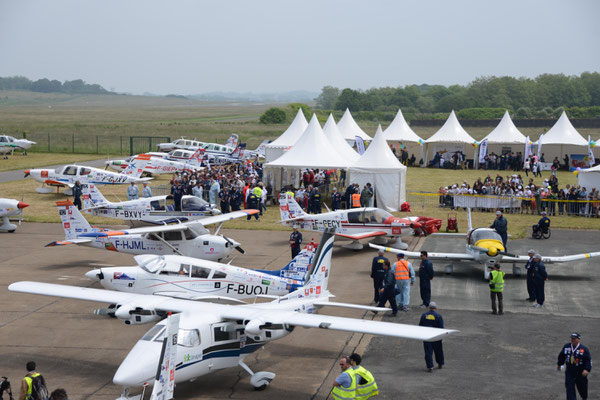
[588,136,596,166]
[536,134,544,159]
[355,136,365,155]
[523,136,531,167]
[478,139,488,164]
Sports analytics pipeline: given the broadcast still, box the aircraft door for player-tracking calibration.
[210,322,241,370]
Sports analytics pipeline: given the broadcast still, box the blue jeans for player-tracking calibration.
[395,280,411,307]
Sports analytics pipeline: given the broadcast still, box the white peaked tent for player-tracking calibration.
[424,110,476,165]
[480,111,527,163]
[265,109,308,162]
[578,164,600,190]
[337,108,373,144]
[383,109,424,163]
[349,125,407,211]
[538,111,589,165]
[323,114,360,163]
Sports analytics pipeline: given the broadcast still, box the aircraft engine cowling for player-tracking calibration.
[114,303,163,325]
[244,318,294,342]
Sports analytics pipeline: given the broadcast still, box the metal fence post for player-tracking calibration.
[120,136,123,154]
[47,133,50,152]
[96,135,99,154]
[72,133,75,153]
[130,136,133,156]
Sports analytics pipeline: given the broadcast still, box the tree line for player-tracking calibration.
[0,76,109,94]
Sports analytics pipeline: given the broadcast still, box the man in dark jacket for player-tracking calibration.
[371,250,388,303]
[418,251,434,307]
[490,210,508,250]
[557,332,592,400]
[532,253,548,307]
[419,302,445,372]
[376,260,398,316]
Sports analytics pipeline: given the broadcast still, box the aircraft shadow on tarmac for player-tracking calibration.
[39,260,100,270]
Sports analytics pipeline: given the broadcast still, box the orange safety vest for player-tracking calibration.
[352,193,361,207]
[394,260,410,280]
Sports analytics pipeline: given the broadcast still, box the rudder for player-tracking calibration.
[57,200,95,239]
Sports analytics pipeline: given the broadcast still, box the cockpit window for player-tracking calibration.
[63,166,78,176]
[79,167,91,175]
[141,325,165,341]
[0,136,6,142]
[163,231,183,241]
[139,256,166,273]
[469,229,502,244]
[213,323,238,342]
[179,329,201,347]
[363,209,393,224]
[191,265,211,278]
[182,196,209,211]
[184,229,198,240]
[347,211,361,224]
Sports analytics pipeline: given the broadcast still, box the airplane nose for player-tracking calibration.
[24,170,30,177]
[85,269,103,281]
[488,247,498,256]
[113,340,161,387]
[17,202,29,209]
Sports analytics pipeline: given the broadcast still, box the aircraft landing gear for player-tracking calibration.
[512,263,521,277]
[388,237,408,250]
[239,359,275,390]
[370,236,388,245]
[342,240,363,251]
[444,264,453,274]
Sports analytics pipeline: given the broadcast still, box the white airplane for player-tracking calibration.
[9,232,458,395]
[243,139,270,159]
[25,155,152,194]
[211,144,246,165]
[0,134,36,156]
[0,198,29,232]
[279,193,441,250]
[105,149,205,176]
[84,245,315,303]
[156,138,206,153]
[147,313,179,400]
[370,209,600,278]
[47,200,258,262]
[81,183,220,225]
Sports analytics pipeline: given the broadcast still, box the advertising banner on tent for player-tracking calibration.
[478,139,488,164]
[355,136,365,155]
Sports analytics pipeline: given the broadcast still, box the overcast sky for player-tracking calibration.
[1,0,598,95]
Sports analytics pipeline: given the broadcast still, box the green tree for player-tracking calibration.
[259,107,287,124]
[334,88,362,111]
[315,86,339,109]
[286,103,311,121]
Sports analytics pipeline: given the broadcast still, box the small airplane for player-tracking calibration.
[0,134,36,156]
[279,193,441,250]
[84,244,315,304]
[81,183,220,225]
[105,149,205,176]
[0,198,29,232]
[210,144,246,165]
[9,232,458,395]
[47,200,257,262]
[242,140,270,159]
[25,155,152,194]
[370,208,600,278]
[156,138,206,153]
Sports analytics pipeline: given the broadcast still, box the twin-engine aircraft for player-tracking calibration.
[9,232,458,395]
[0,198,29,232]
[81,183,220,225]
[25,155,152,194]
[371,208,600,278]
[47,200,256,262]
[279,193,441,250]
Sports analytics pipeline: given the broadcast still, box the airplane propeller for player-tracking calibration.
[410,222,428,237]
[223,235,245,254]
[17,201,29,225]
[24,169,30,178]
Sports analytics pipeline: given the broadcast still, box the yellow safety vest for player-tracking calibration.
[394,260,410,280]
[490,270,505,292]
[254,187,262,197]
[24,373,40,400]
[331,368,357,400]
[354,366,379,399]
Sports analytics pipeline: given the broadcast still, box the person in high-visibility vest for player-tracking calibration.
[488,264,505,315]
[351,192,361,208]
[393,252,415,312]
[19,361,47,400]
[349,353,379,399]
[331,356,356,400]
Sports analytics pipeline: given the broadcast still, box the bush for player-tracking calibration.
[259,107,287,124]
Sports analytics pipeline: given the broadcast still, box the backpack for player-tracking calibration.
[29,374,48,400]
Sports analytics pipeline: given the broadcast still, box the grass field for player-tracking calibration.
[0,152,103,172]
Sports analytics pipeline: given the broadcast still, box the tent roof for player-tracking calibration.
[323,114,360,162]
[266,109,308,148]
[337,108,373,142]
[265,114,350,169]
[383,109,423,143]
[540,111,588,146]
[425,110,476,144]
[350,125,406,172]
[483,111,527,144]
[580,164,600,174]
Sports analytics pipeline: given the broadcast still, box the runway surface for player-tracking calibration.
[1,224,598,399]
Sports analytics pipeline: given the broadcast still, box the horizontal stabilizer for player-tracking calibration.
[313,301,391,312]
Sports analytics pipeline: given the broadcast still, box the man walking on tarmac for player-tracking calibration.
[19,361,47,400]
[370,250,388,303]
[488,264,505,315]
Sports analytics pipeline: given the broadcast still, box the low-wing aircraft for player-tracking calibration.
[10,232,457,395]
[84,245,315,303]
[279,193,441,250]
[25,155,152,194]
[105,149,205,176]
[47,200,257,262]
[81,183,220,225]
[210,144,246,165]
[0,198,29,232]
[242,140,270,159]
[370,208,600,278]
[0,135,36,156]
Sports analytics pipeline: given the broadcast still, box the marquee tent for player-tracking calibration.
[383,109,424,163]
[349,125,407,211]
[538,111,589,167]
[578,164,600,190]
[265,109,308,162]
[337,108,372,144]
[479,111,527,164]
[424,110,476,166]
[323,114,360,163]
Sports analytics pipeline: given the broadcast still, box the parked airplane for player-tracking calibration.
[243,139,270,159]
[81,183,220,225]
[47,200,257,262]
[211,144,246,165]
[0,135,36,157]
[279,193,441,250]
[0,198,29,232]
[9,232,458,395]
[25,155,152,194]
[371,208,600,277]
[105,149,205,176]
[156,138,206,153]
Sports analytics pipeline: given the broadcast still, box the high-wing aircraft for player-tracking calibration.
[105,149,205,176]
[0,134,36,156]
[243,140,270,159]
[210,144,246,165]
[371,208,600,278]
[279,193,441,250]
[0,198,29,232]
[84,245,315,303]
[25,155,152,194]
[47,200,257,262]
[81,183,220,225]
[156,138,206,153]
[9,232,458,395]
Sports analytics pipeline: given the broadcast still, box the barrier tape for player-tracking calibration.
[408,192,599,203]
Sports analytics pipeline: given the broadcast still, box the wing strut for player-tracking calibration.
[150,233,183,256]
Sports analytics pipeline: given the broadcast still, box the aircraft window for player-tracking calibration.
[178,264,191,276]
[174,139,183,145]
[142,325,165,341]
[348,211,362,224]
[179,329,201,347]
[79,167,91,175]
[184,229,198,240]
[0,137,6,142]
[159,262,184,276]
[213,271,227,279]
[191,265,211,278]
[150,200,165,211]
[163,231,183,241]
[8,137,15,142]
[140,256,166,273]
[213,325,237,342]
[147,232,164,241]
[470,229,501,243]
[182,196,209,211]
[63,166,78,176]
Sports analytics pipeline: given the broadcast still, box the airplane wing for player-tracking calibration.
[77,223,192,238]
[502,252,600,264]
[46,239,93,247]
[337,231,387,240]
[188,210,259,227]
[9,282,458,342]
[369,244,475,261]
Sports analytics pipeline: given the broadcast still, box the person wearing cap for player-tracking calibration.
[557,333,592,400]
[376,260,398,316]
[371,250,388,303]
[418,302,445,372]
[289,225,302,259]
[394,252,415,312]
[127,181,139,201]
[142,182,152,198]
[490,210,508,250]
[525,249,537,302]
[418,251,435,308]
[533,211,551,236]
[532,254,548,307]
[488,264,505,315]
[331,187,342,211]
[348,353,379,400]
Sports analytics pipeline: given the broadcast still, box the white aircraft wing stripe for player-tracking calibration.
[369,244,474,261]
[504,252,600,264]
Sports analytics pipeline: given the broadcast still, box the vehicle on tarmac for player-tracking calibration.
[9,232,458,395]
[47,200,257,262]
[279,193,441,250]
[0,198,29,232]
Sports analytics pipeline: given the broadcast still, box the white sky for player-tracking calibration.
[0,0,598,94]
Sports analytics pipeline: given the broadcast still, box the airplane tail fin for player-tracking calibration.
[225,133,239,148]
[256,243,317,281]
[230,143,246,160]
[149,313,179,400]
[81,183,110,208]
[56,200,95,239]
[254,139,270,155]
[279,192,307,222]
[188,148,205,166]
[122,154,152,178]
